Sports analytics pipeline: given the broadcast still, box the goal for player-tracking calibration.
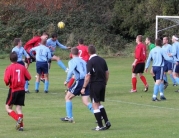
[155,15,179,39]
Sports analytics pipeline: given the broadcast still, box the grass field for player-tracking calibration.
[1,57,179,138]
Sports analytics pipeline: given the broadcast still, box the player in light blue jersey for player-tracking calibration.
[145,38,175,101]
[30,39,51,93]
[46,33,71,72]
[12,38,30,93]
[168,35,179,92]
[162,37,177,88]
[60,47,93,123]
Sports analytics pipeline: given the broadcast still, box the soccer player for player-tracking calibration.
[4,52,31,131]
[30,39,51,93]
[131,35,148,93]
[162,37,177,86]
[81,45,111,131]
[46,33,71,72]
[60,47,93,123]
[12,38,30,93]
[145,38,174,101]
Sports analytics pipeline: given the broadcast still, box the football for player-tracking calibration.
[57,21,65,29]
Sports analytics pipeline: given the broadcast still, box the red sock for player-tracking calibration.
[18,114,24,127]
[9,111,19,121]
[67,78,75,88]
[132,77,137,90]
[140,76,147,86]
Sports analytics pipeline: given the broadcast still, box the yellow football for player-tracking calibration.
[57,21,65,29]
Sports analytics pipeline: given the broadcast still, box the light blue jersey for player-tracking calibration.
[30,44,51,62]
[145,46,174,68]
[66,57,86,82]
[46,38,68,54]
[171,41,179,61]
[162,44,172,53]
[12,46,29,62]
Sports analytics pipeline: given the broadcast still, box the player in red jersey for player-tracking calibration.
[130,35,148,93]
[4,52,31,131]
[67,39,90,90]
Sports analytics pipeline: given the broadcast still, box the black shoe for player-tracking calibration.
[175,89,179,92]
[105,121,111,129]
[160,96,166,100]
[18,127,23,131]
[60,117,74,123]
[143,85,149,92]
[173,84,177,86]
[44,91,48,93]
[164,82,168,89]
[152,97,160,101]
[92,126,107,131]
[35,90,39,93]
[25,90,30,93]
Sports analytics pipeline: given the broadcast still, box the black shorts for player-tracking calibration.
[6,89,25,106]
[25,53,36,63]
[90,82,106,103]
[132,63,145,73]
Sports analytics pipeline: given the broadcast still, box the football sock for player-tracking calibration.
[153,84,159,97]
[57,60,66,71]
[163,74,167,82]
[159,83,164,96]
[132,77,137,90]
[66,101,73,118]
[9,111,19,121]
[170,74,176,84]
[44,80,49,91]
[99,105,109,123]
[175,77,179,84]
[35,82,40,90]
[140,75,147,86]
[68,78,75,88]
[24,81,28,91]
[94,109,103,127]
[87,103,93,113]
[18,114,23,127]
[153,76,156,82]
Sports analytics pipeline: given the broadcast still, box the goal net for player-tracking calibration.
[155,15,179,39]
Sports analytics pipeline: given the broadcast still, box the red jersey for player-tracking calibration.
[4,63,31,92]
[24,36,41,53]
[70,44,90,62]
[134,42,147,64]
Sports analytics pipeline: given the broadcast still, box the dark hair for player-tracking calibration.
[163,36,169,41]
[88,45,96,54]
[71,47,79,55]
[78,39,84,44]
[10,51,18,62]
[13,38,21,46]
[137,35,143,42]
[51,33,58,38]
[155,38,162,47]
[41,32,49,37]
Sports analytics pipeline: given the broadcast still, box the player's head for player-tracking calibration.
[71,47,79,56]
[163,37,169,45]
[88,45,96,55]
[10,51,18,63]
[136,35,143,43]
[145,37,152,45]
[78,39,84,44]
[13,38,22,46]
[172,35,178,43]
[155,38,162,47]
[51,33,58,41]
[41,32,49,40]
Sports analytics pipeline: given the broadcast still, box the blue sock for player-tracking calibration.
[24,81,28,91]
[57,60,66,71]
[170,74,176,84]
[66,101,73,118]
[163,74,167,82]
[153,84,159,97]
[35,82,40,90]
[175,77,179,84]
[87,103,93,113]
[44,80,49,91]
[159,83,164,96]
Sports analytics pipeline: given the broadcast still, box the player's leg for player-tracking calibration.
[138,63,148,91]
[51,55,68,72]
[35,62,41,93]
[67,75,75,90]
[168,62,177,86]
[42,62,49,93]
[150,67,156,82]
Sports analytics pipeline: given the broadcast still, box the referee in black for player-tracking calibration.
[81,45,111,131]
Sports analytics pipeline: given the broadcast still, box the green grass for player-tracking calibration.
[0,57,179,138]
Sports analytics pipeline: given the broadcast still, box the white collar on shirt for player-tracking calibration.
[89,54,97,60]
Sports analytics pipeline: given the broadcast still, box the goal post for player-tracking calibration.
[155,15,179,39]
